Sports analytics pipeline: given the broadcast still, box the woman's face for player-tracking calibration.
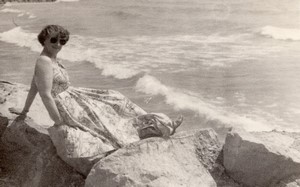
[44,33,67,54]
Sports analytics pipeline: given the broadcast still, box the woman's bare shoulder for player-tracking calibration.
[36,55,52,64]
[35,56,53,72]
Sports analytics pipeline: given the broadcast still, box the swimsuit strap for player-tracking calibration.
[55,59,65,69]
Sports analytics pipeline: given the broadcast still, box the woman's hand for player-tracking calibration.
[9,107,27,116]
[53,120,63,126]
[9,107,27,121]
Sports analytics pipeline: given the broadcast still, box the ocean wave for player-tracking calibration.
[0,7,36,19]
[0,27,40,51]
[0,27,141,79]
[109,10,141,19]
[0,27,282,80]
[100,64,140,79]
[261,26,300,41]
[135,74,277,132]
[0,27,297,132]
[65,32,280,73]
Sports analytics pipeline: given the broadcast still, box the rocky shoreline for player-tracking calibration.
[0,80,299,187]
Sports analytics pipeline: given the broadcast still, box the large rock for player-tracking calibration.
[85,129,221,187]
[223,128,300,187]
[0,81,85,186]
[275,175,300,187]
[0,116,85,187]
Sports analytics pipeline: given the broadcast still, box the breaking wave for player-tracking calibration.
[135,75,279,132]
[261,26,300,41]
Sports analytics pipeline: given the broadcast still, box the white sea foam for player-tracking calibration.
[0,8,22,13]
[0,27,41,52]
[17,13,24,17]
[288,108,300,114]
[135,75,282,132]
[261,26,300,41]
[100,64,140,79]
[28,15,37,19]
[0,7,36,19]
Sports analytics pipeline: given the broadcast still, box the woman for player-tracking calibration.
[9,25,183,145]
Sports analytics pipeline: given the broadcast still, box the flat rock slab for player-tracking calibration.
[224,128,300,187]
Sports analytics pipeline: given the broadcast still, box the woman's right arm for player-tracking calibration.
[9,77,38,116]
[21,77,38,114]
[34,57,62,124]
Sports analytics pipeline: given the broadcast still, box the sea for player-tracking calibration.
[1,0,300,141]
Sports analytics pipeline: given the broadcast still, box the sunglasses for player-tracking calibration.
[50,36,67,45]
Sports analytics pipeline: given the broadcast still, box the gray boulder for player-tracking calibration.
[0,116,85,187]
[0,81,85,186]
[223,127,300,187]
[85,129,221,187]
[275,175,300,187]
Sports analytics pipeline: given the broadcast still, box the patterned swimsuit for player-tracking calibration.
[51,61,146,151]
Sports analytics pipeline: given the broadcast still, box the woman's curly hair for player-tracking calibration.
[37,25,70,46]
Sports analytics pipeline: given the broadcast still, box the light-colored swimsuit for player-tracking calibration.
[51,61,146,148]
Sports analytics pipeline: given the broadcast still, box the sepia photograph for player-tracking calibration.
[0,0,300,186]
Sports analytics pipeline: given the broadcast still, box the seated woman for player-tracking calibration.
[9,25,183,147]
